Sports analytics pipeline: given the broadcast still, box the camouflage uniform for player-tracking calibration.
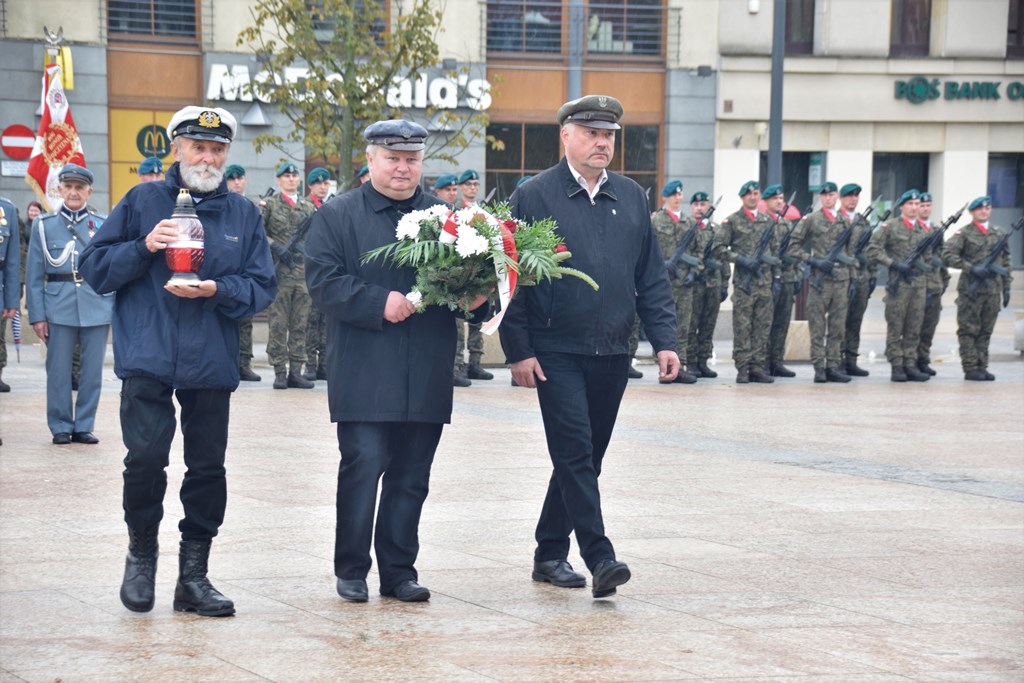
[687,220,728,367]
[843,212,877,370]
[238,194,260,373]
[652,208,705,365]
[768,215,799,371]
[941,221,1012,375]
[261,192,316,375]
[789,209,853,373]
[454,321,485,369]
[305,195,329,379]
[917,219,950,369]
[715,208,776,376]
[867,217,927,370]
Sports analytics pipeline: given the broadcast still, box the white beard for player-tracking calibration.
[180,158,224,193]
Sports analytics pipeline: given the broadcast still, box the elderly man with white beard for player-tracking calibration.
[79,106,277,617]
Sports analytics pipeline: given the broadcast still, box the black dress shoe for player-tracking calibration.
[336,578,368,602]
[825,368,851,383]
[383,580,430,602]
[627,366,643,379]
[532,560,586,588]
[52,432,72,445]
[591,559,630,598]
[71,431,100,444]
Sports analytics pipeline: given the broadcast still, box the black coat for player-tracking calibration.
[500,158,677,362]
[304,183,483,423]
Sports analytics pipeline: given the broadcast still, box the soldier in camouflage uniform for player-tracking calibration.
[764,185,798,378]
[915,192,949,376]
[453,169,493,386]
[652,180,699,383]
[714,181,777,384]
[841,184,876,377]
[224,164,261,381]
[867,189,930,382]
[789,181,854,383]
[686,192,728,378]
[941,196,1013,381]
[304,167,333,381]
[262,162,316,389]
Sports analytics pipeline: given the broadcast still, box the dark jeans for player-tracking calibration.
[533,351,628,572]
[335,421,443,593]
[121,376,230,541]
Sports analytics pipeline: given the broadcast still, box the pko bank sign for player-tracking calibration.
[206,63,492,110]
[895,76,1024,104]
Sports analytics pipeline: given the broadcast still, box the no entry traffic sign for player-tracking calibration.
[1,124,36,161]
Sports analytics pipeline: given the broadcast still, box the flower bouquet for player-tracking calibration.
[361,202,598,333]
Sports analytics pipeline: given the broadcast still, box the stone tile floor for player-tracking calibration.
[0,302,1022,682]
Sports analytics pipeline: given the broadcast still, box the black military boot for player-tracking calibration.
[120,526,159,612]
[748,368,774,383]
[696,360,717,378]
[964,369,987,381]
[173,540,235,617]
[891,365,908,382]
[983,368,996,381]
[303,362,318,381]
[845,361,869,377]
[287,365,315,389]
[813,367,827,383]
[917,360,936,376]
[273,369,288,390]
[673,369,698,384]
[467,363,494,380]
[771,363,796,378]
[316,361,328,380]
[735,369,750,384]
[825,367,852,383]
[0,372,9,392]
[453,365,472,387]
[238,365,261,382]
[627,365,643,379]
[904,365,930,382]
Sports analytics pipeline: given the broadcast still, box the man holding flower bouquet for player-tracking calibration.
[500,95,680,598]
[304,120,488,603]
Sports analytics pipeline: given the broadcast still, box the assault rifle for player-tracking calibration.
[735,192,795,295]
[680,197,725,286]
[666,195,722,283]
[275,193,333,268]
[848,208,891,300]
[965,214,1024,301]
[886,201,968,294]
[809,197,879,291]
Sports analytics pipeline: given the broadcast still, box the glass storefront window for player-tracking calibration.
[890,0,931,57]
[988,153,1023,208]
[872,153,929,213]
[487,0,563,54]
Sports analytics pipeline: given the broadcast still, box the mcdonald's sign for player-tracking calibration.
[136,125,171,158]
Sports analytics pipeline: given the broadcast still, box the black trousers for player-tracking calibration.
[533,352,627,572]
[121,376,230,541]
[334,421,443,593]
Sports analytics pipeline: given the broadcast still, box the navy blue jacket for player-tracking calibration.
[79,163,277,390]
[500,158,677,362]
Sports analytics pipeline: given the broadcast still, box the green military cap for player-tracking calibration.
[819,181,838,194]
[363,119,428,151]
[58,163,93,185]
[968,195,991,211]
[356,164,369,179]
[224,164,246,180]
[761,184,784,199]
[458,169,479,184]
[738,180,760,197]
[661,179,683,197]
[307,167,330,185]
[433,173,458,191]
[895,189,920,207]
[138,157,163,175]
[839,183,861,197]
[690,191,710,203]
[556,95,623,130]
[276,162,300,177]
[919,191,933,202]
[516,175,533,188]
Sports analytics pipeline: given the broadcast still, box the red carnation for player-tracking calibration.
[502,219,519,233]
[554,243,568,253]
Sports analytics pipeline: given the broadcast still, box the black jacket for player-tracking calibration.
[304,183,485,423]
[500,158,677,362]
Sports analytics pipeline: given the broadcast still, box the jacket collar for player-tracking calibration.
[558,157,618,201]
[363,181,425,214]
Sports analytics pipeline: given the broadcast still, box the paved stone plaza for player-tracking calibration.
[1,294,1022,682]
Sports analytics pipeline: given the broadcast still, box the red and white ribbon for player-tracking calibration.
[480,222,518,335]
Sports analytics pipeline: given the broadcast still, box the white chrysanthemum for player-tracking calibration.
[455,226,490,258]
[396,213,424,241]
[453,207,499,235]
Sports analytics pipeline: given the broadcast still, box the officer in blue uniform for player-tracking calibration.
[26,164,114,444]
[0,195,21,395]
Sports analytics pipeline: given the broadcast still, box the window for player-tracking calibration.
[785,0,814,55]
[872,153,929,214]
[988,153,1023,208]
[487,0,563,54]
[1009,0,1024,58]
[890,0,931,57]
[587,0,663,57]
[109,0,197,39]
[309,0,387,47]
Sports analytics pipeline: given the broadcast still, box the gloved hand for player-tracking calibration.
[970,264,991,280]
[793,280,802,296]
[930,256,944,269]
[1004,288,1011,308]
[868,276,877,296]
[809,257,834,275]
[771,279,781,299]
[857,253,868,268]
[890,261,913,276]
[719,286,729,303]
[847,280,857,300]
[736,255,758,272]
[271,243,294,268]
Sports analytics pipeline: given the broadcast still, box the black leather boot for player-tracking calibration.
[173,540,235,617]
[467,363,494,380]
[303,363,317,381]
[287,365,315,388]
[696,360,717,378]
[120,526,159,612]
[273,370,288,389]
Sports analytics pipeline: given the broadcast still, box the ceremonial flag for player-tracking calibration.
[25,64,86,211]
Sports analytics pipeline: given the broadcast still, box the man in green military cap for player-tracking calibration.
[788,181,853,383]
[262,161,316,389]
[763,184,798,378]
[867,189,930,382]
[685,191,729,378]
[223,164,262,381]
[453,168,492,383]
[432,174,459,207]
[457,169,481,208]
[137,157,164,184]
[915,191,949,376]
[715,180,777,383]
[942,196,1012,380]
[303,166,334,381]
[839,183,875,377]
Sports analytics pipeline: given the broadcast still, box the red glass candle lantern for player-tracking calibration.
[165,188,205,285]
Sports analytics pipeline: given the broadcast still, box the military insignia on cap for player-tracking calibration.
[198,111,221,129]
[598,96,608,108]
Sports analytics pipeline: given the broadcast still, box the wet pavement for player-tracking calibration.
[1,292,1022,682]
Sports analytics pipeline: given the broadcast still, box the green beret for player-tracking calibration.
[819,181,838,194]
[918,192,933,203]
[516,175,533,188]
[556,95,623,129]
[223,164,246,180]
[58,163,93,185]
[138,157,163,175]
[356,164,369,179]
[458,169,480,184]
[307,167,330,185]
[896,189,920,207]
[839,183,861,197]
[276,162,300,177]
[433,173,458,191]
[661,180,683,197]
[738,180,760,197]
[968,196,991,211]
[761,184,783,199]
[690,191,710,203]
